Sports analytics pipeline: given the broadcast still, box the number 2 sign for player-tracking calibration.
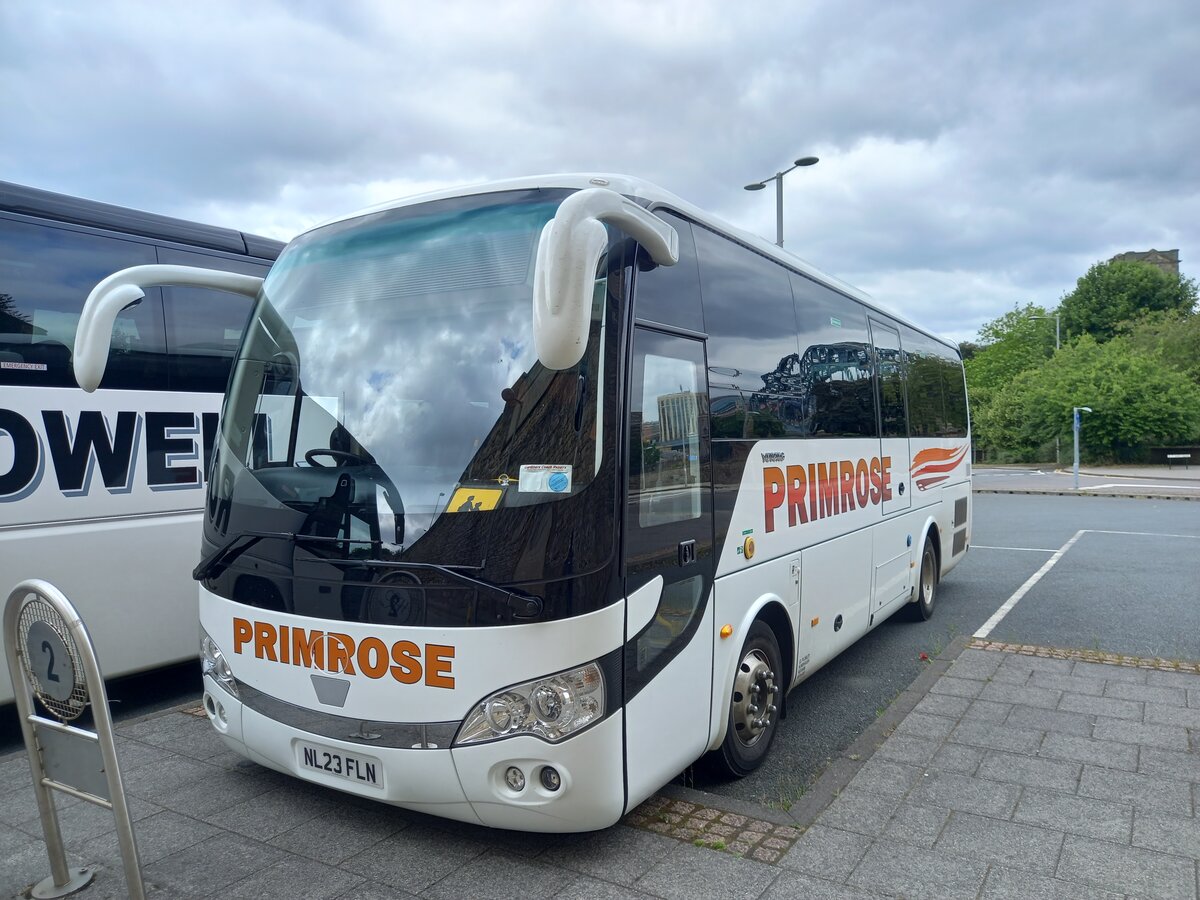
[25,619,77,706]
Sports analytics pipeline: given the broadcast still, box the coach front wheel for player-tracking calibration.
[711,621,783,778]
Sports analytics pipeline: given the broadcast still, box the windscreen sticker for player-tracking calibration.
[518,464,572,494]
[447,487,503,512]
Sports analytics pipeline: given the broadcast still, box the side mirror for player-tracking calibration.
[533,188,678,370]
[74,264,264,392]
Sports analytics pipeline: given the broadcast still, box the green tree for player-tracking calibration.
[964,302,1057,392]
[992,335,1200,462]
[1058,260,1198,342]
[1118,309,1200,386]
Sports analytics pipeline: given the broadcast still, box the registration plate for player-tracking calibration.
[297,741,383,789]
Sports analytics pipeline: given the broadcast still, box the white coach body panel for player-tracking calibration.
[1,387,221,703]
[199,586,625,724]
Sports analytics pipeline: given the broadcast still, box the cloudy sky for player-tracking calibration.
[3,0,1196,342]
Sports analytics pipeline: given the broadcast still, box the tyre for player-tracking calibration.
[911,537,938,621]
[708,620,783,778]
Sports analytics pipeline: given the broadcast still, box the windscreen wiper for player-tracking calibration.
[192,530,294,582]
[193,532,543,619]
[317,557,544,619]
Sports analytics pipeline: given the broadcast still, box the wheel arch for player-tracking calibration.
[706,595,794,752]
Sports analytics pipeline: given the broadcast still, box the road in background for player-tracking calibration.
[693,491,1200,806]
[974,464,1200,498]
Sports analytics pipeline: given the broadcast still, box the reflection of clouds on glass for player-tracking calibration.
[253,198,560,517]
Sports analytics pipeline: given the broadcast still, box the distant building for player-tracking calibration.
[657,391,699,444]
[1110,249,1180,275]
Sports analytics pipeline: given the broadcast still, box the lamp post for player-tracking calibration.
[1029,313,1061,351]
[1073,406,1092,490]
[1030,313,1062,464]
[744,156,819,247]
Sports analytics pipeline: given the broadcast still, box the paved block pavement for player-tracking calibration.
[3,641,1198,898]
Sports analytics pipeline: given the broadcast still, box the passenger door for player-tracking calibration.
[868,320,913,612]
[622,327,714,805]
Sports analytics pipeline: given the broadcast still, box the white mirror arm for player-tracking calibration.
[75,264,263,392]
[534,188,679,371]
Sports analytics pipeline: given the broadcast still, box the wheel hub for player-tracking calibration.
[922,550,935,603]
[731,649,779,746]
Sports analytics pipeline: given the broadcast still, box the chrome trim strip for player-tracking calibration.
[236,680,458,750]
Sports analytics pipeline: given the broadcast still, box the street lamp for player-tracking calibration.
[1029,312,1062,464]
[1073,406,1093,490]
[744,156,819,247]
[1028,313,1061,351]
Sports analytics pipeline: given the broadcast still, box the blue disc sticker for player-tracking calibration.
[518,464,572,493]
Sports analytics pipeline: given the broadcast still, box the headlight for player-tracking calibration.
[454,661,605,746]
[200,632,238,698]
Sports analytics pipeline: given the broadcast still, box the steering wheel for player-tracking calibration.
[304,448,370,467]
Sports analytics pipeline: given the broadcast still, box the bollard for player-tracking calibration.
[3,579,145,899]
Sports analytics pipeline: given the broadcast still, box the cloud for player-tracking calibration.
[2,0,1196,341]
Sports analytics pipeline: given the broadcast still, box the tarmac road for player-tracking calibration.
[974,463,1200,498]
[695,491,1200,806]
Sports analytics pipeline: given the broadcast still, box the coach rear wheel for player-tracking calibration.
[911,538,937,620]
[711,621,783,777]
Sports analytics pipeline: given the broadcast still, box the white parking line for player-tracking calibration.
[1087,529,1200,540]
[973,530,1084,639]
[971,545,1057,553]
[1078,483,1200,491]
[972,528,1200,640]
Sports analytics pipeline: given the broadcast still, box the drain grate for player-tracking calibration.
[624,795,802,863]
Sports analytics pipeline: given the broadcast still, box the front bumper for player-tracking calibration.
[202,675,626,833]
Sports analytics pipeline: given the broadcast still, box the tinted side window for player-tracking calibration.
[903,330,966,437]
[933,340,969,436]
[790,275,877,437]
[694,227,803,439]
[158,247,270,393]
[871,320,908,438]
[0,217,163,389]
[632,211,703,333]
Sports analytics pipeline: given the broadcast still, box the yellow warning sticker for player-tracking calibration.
[447,487,503,513]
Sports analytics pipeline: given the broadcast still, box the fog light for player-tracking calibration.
[540,766,562,792]
[504,766,525,792]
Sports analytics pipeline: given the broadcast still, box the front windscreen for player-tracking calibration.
[203,189,618,623]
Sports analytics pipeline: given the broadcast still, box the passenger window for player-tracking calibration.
[695,226,799,399]
[158,247,270,393]
[632,211,704,333]
[0,218,162,388]
[871,321,908,438]
[791,275,877,437]
[902,329,966,437]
